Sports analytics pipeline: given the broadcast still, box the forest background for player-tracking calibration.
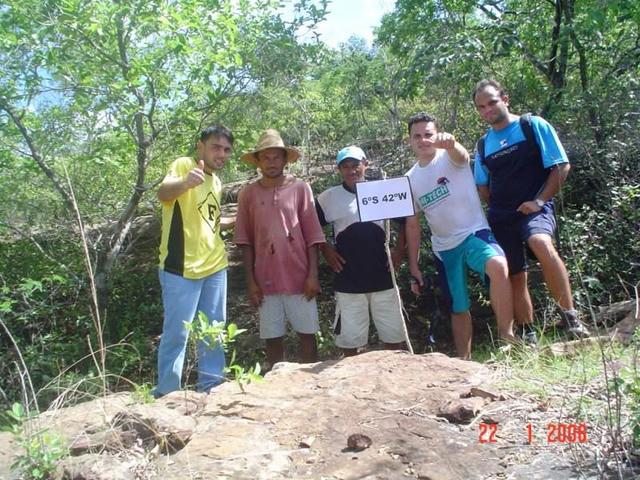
[0,0,639,415]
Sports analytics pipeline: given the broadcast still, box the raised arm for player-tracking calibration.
[431,132,470,166]
[157,160,205,202]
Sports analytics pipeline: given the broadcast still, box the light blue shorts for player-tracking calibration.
[437,229,504,314]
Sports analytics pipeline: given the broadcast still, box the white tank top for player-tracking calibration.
[406,149,489,252]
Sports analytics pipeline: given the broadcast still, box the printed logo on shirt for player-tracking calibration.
[491,144,518,159]
[198,191,221,234]
[418,182,450,209]
[499,139,508,148]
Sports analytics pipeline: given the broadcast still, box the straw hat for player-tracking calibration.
[240,129,301,165]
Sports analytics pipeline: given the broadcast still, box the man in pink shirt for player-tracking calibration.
[234,129,326,368]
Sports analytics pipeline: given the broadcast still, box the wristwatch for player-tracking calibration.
[534,198,545,208]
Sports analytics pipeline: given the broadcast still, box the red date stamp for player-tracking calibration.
[478,422,589,444]
[478,423,498,443]
[528,422,589,444]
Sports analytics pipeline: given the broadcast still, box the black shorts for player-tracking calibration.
[491,203,557,275]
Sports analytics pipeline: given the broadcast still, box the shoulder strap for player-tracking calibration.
[519,113,540,157]
[521,113,563,252]
[476,134,487,163]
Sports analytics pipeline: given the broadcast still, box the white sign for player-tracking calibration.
[355,176,415,222]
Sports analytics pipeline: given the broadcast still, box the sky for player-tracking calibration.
[295,0,397,48]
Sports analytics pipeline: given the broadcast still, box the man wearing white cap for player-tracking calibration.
[316,146,406,356]
[234,129,325,368]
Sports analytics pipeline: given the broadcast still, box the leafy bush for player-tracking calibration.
[561,182,640,307]
[2,403,67,480]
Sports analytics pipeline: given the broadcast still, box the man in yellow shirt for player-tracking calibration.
[154,125,233,397]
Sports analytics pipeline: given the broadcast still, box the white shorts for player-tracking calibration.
[259,294,320,339]
[333,288,406,349]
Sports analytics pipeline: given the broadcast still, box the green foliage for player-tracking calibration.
[226,350,263,394]
[561,182,640,306]
[185,313,263,392]
[608,330,640,448]
[609,373,640,448]
[495,340,617,408]
[0,236,92,411]
[184,312,242,351]
[132,382,155,404]
[624,373,640,448]
[2,403,67,480]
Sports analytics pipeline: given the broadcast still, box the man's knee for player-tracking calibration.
[485,255,509,279]
[527,233,558,261]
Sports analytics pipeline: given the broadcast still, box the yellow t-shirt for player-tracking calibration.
[158,157,228,279]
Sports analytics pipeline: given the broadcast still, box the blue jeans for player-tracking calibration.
[155,268,227,396]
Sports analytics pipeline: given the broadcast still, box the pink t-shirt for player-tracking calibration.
[234,176,325,295]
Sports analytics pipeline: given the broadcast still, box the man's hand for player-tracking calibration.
[429,132,456,150]
[303,275,321,300]
[157,160,206,202]
[409,265,424,296]
[390,245,405,271]
[516,200,542,215]
[184,160,206,189]
[247,279,264,307]
[321,244,346,273]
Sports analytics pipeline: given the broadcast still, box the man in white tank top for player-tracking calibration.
[405,112,517,359]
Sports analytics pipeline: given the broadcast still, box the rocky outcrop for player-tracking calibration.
[0,351,585,479]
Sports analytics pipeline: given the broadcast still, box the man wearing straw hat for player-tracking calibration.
[234,129,325,368]
[154,124,234,397]
[316,146,407,356]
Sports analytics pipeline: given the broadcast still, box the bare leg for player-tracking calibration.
[266,337,285,368]
[485,256,516,342]
[510,271,533,327]
[383,342,405,351]
[451,311,472,360]
[342,348,358,357]
[298,333,318,363]
[527,234,574,310]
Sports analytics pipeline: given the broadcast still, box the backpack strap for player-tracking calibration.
[519,113,540,157]
[475,133,489,195]
[476,133,487,164]
[520,112,563,252]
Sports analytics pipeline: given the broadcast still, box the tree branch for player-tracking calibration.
[0,98,74,213]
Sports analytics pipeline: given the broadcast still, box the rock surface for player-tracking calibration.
[0,351,586,479]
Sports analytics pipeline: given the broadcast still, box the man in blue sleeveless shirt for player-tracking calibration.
[472,79,589,339]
